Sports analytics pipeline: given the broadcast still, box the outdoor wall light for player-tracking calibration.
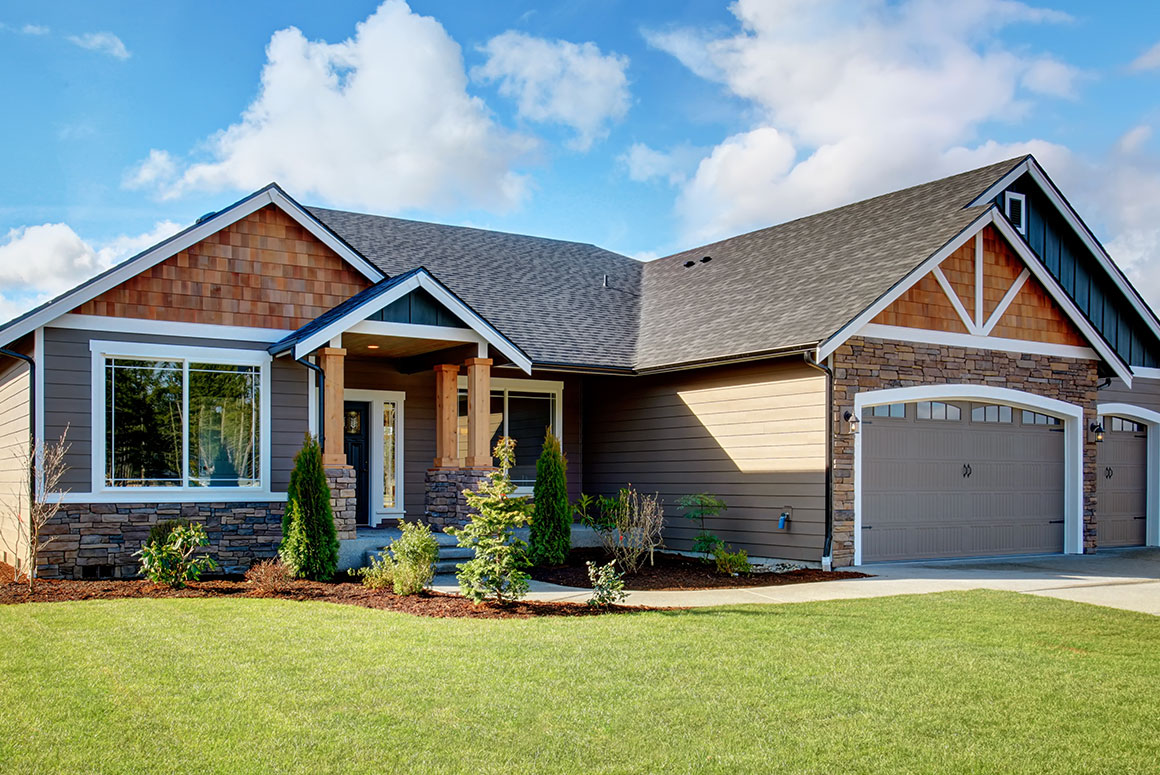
[1090,421,1105,443]
[844,410,860,434]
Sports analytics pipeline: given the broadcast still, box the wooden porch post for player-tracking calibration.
[465,357,493,469]
[433,364,461,468]
[318,347,347,466]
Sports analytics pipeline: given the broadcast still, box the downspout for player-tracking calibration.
[803,352,834,571]
[297,356,325,451]
[0,347,36,527]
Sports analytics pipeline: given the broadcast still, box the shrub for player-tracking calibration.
[712,544,751,576]
[282,435,338,580]
[147,519,189,548]
[388,520,439,595]
[356,552,395,590]
[244,558,292,593]
[575,486,664,574]
[678,493,728,559]
[446,438,534,604]
[585,560,627,608]
[136,523,218,588]
[529,429,570,567]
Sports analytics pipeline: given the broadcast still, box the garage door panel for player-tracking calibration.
[862,402,1065,562]
[1097,425,1146,548]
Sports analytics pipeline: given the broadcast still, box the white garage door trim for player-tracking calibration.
[1096,402,1160,548]
[853,384,1084,565]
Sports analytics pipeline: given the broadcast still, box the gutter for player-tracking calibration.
[297,356,325,451]
[0,347,35,515]
[802,352,834,572]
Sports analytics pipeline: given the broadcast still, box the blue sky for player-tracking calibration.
[1,0,1159,318]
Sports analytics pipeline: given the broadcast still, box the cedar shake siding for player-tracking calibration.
[583,359,827,563]
[0,350,31,571]
[76,205,372,330]
[42,326,309,494]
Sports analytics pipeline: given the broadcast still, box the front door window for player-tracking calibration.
[383,400,399,511]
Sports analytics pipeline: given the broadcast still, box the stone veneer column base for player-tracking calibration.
[38,502,287,579]
[425,468,494,528]
[324,465,358,541]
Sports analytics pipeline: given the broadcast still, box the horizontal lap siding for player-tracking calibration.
[1101,377,1160,414]
[43,327,306,494]
[582,359,827,562]
[0,354,30,569]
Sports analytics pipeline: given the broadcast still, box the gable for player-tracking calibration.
[872,225,1086,348]
[74,205,374,330]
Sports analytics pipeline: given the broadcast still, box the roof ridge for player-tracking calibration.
[650,155,1028,265]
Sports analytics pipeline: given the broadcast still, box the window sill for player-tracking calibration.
[52,490,288,505]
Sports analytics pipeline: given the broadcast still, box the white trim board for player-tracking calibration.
[1096,402,1160,548]
[852,383,1085,565]
[818,207,1133,385]
[0,185,384,350]
[54,314,293,343]
[855,325,1098,361]
[970,156,1160,347]
[283,269,531,373]
[344,388,407,526]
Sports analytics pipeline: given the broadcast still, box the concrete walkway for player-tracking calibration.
[432,547,1160,615]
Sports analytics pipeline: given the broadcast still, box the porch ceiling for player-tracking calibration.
[341,332,476,359]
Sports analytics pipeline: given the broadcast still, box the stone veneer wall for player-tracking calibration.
[425,468,493,528]
[38,502,286,579]
[325,465,357,541]
[830,336,1099,567]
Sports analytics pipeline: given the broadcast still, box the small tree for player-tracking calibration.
[529,429,570,566]
[5,428,70,592]
[446,437,533,604]
[678,493,728,559]
[282,434,338,580]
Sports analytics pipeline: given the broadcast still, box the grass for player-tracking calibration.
[1,591,1157,774]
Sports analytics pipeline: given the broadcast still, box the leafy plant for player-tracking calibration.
[282,435,338,580]
[135,522,218,588]
[585,560,627,608]
[387,520,439,595]
[445,437,534,604]
[356,552,395,590]
[147,519,189,548]
[575,486,664,574]
[244,558,293,593]
[529,429,570,567]
[712,544,751,576]
[678,493,728,559]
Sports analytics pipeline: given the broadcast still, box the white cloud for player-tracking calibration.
[129,0,534,214]
[1131,40,1160,71]
[0,220,181,321]
[67,32,130,60]
[21,24,49,36]
[646,0,1082,243]
[474,31,630,150]
[619,142,703,185]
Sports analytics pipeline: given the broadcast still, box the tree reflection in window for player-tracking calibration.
[188,363,260,487]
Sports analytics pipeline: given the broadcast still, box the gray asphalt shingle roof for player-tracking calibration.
[306,207,643,369]
[306,157,1022,371]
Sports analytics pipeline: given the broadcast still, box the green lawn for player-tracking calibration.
[1,592,1157,774]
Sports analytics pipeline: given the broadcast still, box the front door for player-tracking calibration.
[343,401,370,526]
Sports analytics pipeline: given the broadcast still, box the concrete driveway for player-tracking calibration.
[434,547,1160,614]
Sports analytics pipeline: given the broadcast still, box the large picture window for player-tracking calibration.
[457,378,562,489]
[95,342,267,492]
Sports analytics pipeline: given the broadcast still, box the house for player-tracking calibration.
[1,155,1157,579]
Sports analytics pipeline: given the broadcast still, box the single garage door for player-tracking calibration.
[862,400,1065,562]
[1097,415,1147,548]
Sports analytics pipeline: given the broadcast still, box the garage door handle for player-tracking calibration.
[1104,467,1114,479]
[962,463,972,478]
[861,525,872,530]
[1048,519,1064,524]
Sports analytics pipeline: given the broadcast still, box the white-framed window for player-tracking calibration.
[916,401,961,421]
[1022,410,1061,426]
[456,376,563,491]
[971,403,1013,423]
[1102,415,1143,433]
[871,403,905,418]
[1005,191,1027,236]
[344,388,406,524]
[90,340,272,499]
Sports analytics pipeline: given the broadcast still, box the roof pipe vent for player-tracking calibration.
[683,260,695,268]
[700,255,712,264]
[602,274,609,288]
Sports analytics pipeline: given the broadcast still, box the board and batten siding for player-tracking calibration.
[0,352,31,570]
[42,326,308,494]
[582,359,827,563]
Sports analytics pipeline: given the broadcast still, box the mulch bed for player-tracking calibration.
[0,563,636,619]
[530,547,868,590]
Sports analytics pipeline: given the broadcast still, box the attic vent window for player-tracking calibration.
[1005,191,1027,236]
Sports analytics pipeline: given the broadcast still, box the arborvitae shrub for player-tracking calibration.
[529,429,570,566]
[281,435,338,580]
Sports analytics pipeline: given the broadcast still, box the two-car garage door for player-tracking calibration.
[861,401,1066,562]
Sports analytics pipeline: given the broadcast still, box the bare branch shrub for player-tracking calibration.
[6,427,70,591]
[582,486,664,574]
